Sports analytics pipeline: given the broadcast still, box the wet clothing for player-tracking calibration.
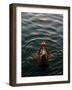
[41,55,46,65]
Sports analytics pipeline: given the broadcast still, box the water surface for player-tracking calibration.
[21,12,63,77]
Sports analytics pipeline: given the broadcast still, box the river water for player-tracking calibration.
[21,12,63,77]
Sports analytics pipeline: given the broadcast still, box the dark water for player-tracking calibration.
[21,12,63,77]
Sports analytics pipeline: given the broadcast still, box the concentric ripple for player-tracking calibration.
[21,12,63,77]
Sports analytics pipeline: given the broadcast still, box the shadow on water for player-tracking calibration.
[21,13,63,77]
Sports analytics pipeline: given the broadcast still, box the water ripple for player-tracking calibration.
[21,12,63,77]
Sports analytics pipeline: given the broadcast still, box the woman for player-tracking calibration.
[38,41,49,66]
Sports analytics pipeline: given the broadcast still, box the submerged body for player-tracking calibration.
[38,41,49,67]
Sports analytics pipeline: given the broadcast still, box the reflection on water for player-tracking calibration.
[21,12,63,77]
